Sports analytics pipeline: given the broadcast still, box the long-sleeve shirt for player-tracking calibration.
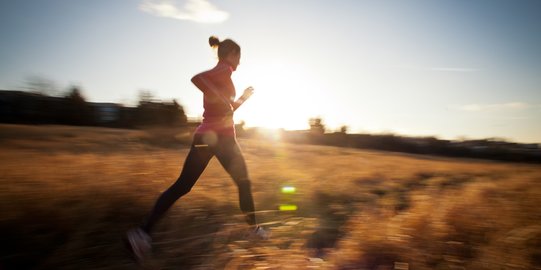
[191,61,237,136]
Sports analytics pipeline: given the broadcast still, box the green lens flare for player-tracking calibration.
[281,186,296,194]
[279,204,298,211]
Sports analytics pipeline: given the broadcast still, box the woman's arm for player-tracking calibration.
[232,86,254,111]
[191,71,233,111]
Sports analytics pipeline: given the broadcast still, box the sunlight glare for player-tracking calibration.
[234,58,322,130]
[257,128,282,141]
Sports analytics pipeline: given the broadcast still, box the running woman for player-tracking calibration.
[126,36,268,261]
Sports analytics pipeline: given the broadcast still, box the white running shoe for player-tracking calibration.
[125,228,152,263]
[251,226,270,240]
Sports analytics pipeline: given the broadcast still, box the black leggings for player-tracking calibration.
[142,133,256,233]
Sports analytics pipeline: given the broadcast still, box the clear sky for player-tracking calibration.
[1,0,540,143]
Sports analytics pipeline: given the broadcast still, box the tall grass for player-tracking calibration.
[0,124,540,269]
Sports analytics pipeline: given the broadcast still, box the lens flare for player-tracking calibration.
[281,186,296,194]
[279,204,298,211]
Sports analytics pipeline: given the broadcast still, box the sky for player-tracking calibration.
[1,0,540,143]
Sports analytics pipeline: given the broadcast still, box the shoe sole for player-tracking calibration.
[123,234,145,264]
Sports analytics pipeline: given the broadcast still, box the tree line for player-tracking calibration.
[244,117,541,164]
[1,85,539,163]
[0,88,187,128]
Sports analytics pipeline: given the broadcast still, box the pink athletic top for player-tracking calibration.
[191,61,237,136]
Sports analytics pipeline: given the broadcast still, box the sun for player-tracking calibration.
[233,58,319,131]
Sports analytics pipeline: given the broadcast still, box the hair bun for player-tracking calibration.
[209,36,220,48]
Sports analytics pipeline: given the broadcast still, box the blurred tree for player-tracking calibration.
[172,99,188,124]
[135,92,188,127]
[309,117,325,134]
[64,86,91,125]
[66,86,85,103]
[23,75,59,96]
[340,125,348,134]
[235,120,246,136]
[138,90,155,105]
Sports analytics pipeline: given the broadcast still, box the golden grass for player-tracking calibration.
[0,124,540,269]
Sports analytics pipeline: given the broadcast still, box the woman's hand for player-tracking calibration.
[240,86,254,101]
[233,86,254,111]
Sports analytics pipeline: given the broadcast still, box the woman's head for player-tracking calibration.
[209,36,241,70]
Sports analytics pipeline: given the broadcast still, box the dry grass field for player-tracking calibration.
[1,124,540,270]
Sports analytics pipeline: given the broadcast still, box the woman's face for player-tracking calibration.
[225,51,241,71]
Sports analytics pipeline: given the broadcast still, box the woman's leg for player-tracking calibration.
[141,135,214,233]
[215,136,257,226]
